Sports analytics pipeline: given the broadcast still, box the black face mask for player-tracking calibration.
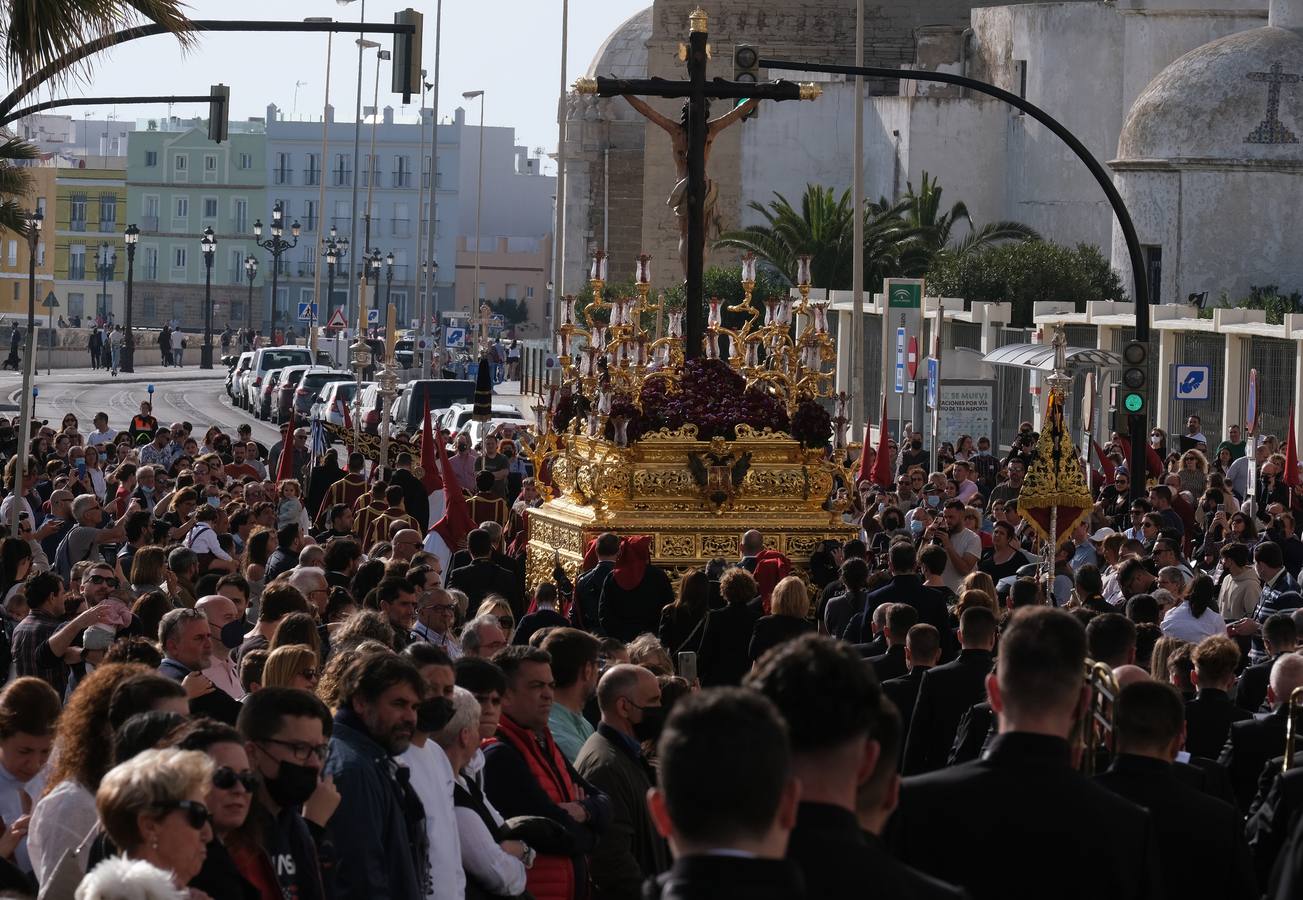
[264,759,319,808]
[218,620,245,650]
[911,441,922,451]
[416,696,454,734]
[631,704,666,744]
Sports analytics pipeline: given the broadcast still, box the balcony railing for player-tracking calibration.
[305,170,320,186]
[70,219,87,232]
[68,264,86,280]
[98,219,117,233]
[273,169,293,185]
[332,169,352,187]
[141,215,159,231]
[392,171,412,188]
[330,216,350,233]
[361,169,382,187]
[391,218,411,238]
[142,264,158,280]
[297,260,317,277]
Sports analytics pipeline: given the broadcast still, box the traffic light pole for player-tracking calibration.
[758,55,1152,499]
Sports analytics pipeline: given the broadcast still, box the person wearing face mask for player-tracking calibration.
[237,687,340,900]
[197,595,247,702]
[450,435,478,490]
[898,436,929,475]
[575,664,669,900]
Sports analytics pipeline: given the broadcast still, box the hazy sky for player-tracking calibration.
[11,0,650,170]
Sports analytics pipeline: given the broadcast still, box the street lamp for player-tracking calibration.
[322,227,350,321]
[367,248,382,330]
[12,209,40,538]
[122,224,138,372]
[95,243,115,323]
[254,200,300,345]
[199,226,216,368]
[463,89,486,331]
[243,255,258,339]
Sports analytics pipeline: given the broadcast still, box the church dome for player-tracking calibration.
[586,7,652,80]
[1117,25,1303,163]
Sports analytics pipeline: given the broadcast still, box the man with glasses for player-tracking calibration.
[1123,500,1153,541]
[391,528,424,564]
[239,687,338,900]
[39,489,75,561]
[412,585,462,659]
[56,494,129,581]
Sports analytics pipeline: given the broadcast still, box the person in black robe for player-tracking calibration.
[597,535,674,643]
[305,448,344,523]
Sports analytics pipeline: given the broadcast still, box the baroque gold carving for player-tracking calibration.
[658,534,696,558]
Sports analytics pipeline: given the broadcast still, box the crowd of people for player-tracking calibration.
[0,395,1295,899]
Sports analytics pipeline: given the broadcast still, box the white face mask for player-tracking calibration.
[1150,437,1162,447]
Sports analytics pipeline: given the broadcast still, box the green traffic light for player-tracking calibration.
[1124,393,1144,413]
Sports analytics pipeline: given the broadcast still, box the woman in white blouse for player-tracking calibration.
[1160,572,1224,643]
[434,687,530,898]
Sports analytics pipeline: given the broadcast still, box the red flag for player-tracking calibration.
[274,424,295,483]
[1286,406,1299,488]
[870,397,893,489]
[420,394,443,494]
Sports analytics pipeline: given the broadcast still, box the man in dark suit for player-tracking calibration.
[574,664,669,897]
[738,529,764,573]
[882,624,941,734]
[901,606,997,775]
[446,527,522,614]
[1220,653,1303,812]
[1236,613,1296,713]
[1085,612,1137,668]
[864,542,957,659]
[644,688,804,900]
[696,569,762,687]
[889,607,1160,900]
[1186,635,1252,759]
[390,452,431,532]
[868,603,916,683]
[572,532,619,632]
[746,634,965,900]
[1097,680,1257,900]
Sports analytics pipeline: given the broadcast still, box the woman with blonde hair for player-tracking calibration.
[626,633,675,676]
[83,747,214,894]
[261,644,320,692]
[749,575,815,663]
[475,595,515,637]
[960,572,997,608]
[955,588,997,619]
[1178,449,1209,498]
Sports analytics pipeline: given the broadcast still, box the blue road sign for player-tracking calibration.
[926,357,939,410]
[894,327,907,394]
[367,308,380,324]
[445,326,467,348]
[297,301,318,322]
[1174,364,1211,401]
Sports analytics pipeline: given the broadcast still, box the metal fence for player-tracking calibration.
[1246,336,1296,440]
[1173,332,1225,441]
[994,326,1034,444]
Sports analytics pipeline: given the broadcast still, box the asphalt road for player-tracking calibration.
[6,366,282,443]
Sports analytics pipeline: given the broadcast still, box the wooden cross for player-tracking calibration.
[575,7,819,359]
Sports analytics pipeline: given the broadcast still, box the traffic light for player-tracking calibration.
[1120,340,1148,417]
[207,84,229,144]
[391,8,424,103]
[733,44,759,120]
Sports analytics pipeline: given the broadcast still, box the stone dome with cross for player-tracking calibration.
[1109,0,1303,306]
[1117,18,1303,164]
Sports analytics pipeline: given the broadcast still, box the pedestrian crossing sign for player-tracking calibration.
[297,301,318,322]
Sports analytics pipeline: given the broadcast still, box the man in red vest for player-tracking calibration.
[483,645,610,899]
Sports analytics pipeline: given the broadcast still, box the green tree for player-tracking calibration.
[0,1,195,233]
[925,241,1126,326]
[897,172,1040,276]
[714,185,918,290]
[488,297,528,325]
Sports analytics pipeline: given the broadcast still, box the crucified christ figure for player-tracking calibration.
[623,95,759,277]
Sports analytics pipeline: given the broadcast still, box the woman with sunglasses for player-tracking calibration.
[262,645,321,692]
[88,747,214,895]
[173,719,266,900]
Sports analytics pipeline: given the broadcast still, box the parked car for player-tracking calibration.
[388,380,476,435]
[227,352,253,403]
[293,370,355,423]
[258,368,286,420]
[244,346,313,412]
[438,402,523,436]
[271,365,322,425]
[312,380,373,427]
[358,382,409,435]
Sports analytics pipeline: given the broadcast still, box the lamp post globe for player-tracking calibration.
[199,226,216,369]
[122,223,139,372]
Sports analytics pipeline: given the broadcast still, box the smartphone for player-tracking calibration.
[677,651,698,684]
[207,496,220,508]
[75,458,86,476]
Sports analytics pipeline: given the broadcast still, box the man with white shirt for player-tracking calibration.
[926,500,981,594]
[197,593,246,702]
[85,412,117,449]
[952,461,980,505]
[412,585,462,659]
[1227,441,1269,504]
[400,643,466,900]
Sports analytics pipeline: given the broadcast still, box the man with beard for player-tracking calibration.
[925,500,981,594]
[324,652,426,897]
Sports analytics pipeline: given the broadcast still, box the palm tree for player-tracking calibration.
[898,171,1039,275]
[714,185,919,290]
[0,1,194,233]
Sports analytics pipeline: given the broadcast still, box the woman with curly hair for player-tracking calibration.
[1178,449,1209,498]
[27,662,148,884]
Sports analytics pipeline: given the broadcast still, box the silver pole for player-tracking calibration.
[851,0,865,443]
[931,302,944,473]
[346,0,367,328]
[551,0,569,334]
[311,30,334,358]
[471,93,485,344]
[423,0,442,375]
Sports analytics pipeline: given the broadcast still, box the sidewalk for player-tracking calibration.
[1,365,226,402]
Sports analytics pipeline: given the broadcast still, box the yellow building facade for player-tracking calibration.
[52,162,127,324]
[0,161,55,322]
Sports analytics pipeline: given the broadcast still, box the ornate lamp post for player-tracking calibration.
[94,243,115,322]
[199,226,216,369]
[243,255,258,338]
[322,227,349,319]
[253,200,300,344]
[366,248,382,328]
[122,223,138,372]
[383,250,394,320]
[12,209,41,537]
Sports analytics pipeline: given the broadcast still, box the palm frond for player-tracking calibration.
[952,221,1042,256]
[2,0,196,83]
[0,198,31,236]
